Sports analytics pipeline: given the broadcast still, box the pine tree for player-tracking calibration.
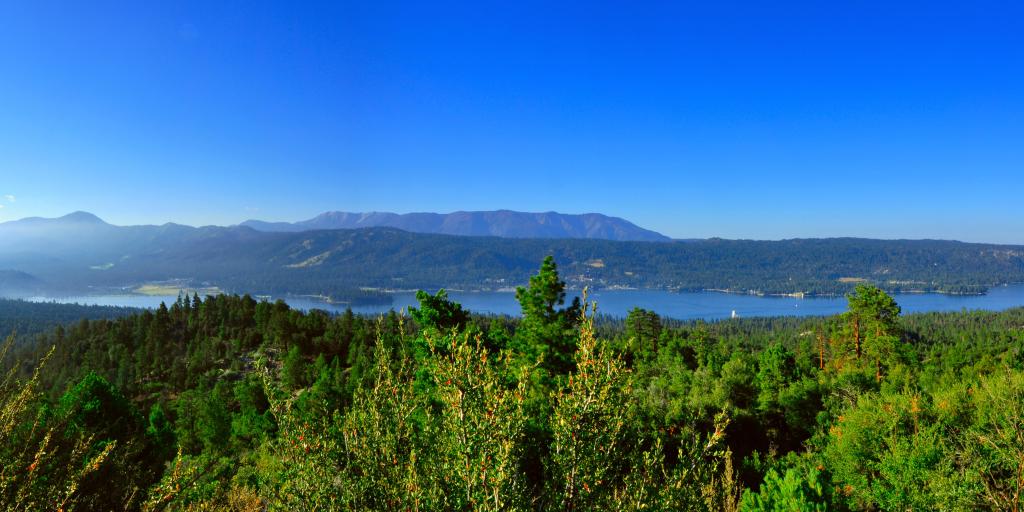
[514,256,581,376]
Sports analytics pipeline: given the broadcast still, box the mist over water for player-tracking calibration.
[24,284,1024,320]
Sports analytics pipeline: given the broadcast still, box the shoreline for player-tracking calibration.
[16,281,1015,307]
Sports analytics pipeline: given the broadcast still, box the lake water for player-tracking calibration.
[23,284,1024,321]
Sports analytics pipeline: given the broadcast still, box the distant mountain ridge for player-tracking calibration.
[240,210,671,242]
[4,211,1024,302]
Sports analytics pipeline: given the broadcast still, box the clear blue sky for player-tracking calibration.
[1,1,1022,242]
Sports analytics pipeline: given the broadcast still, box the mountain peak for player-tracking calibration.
[1,211,110,228]
[59,211,107,224]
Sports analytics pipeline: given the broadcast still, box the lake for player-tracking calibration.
[23,284,1024,320]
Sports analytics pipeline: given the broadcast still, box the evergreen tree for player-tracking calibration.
[514,256,582,376]
[409,289,470,332]
[625,307,662,362]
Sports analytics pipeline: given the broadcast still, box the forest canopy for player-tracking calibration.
[1,258,1024,510]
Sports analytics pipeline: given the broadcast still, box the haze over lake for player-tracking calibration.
[24,284,1024,321]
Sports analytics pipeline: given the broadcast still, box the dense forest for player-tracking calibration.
[5,215,1024,301]
[2,257,1024,510]
[0,298,139,345]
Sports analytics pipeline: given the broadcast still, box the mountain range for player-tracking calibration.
[3,211,1024,303]
[240,210,671,242]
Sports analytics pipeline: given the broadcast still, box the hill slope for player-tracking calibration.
[3,213,1024,300]
[0,270,43,296]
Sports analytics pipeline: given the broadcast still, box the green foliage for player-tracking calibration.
[823,391,934,509]
[59,371,141,439]
[5,260,1024,509]
[546,302,635,509]
[740,464,836,512]
[959,369,1024,511]
[427,331,530,510]
[625,307,662,363]
[0,298,138,345]
[0,337,116,511]
[147,403,176,459]
[410,288,470,332]
[281,345,307,389]
[51,370,166,510]
[547,301,736,510]
[756,343,796,413]
[835,284,903,379]
[195,384,232,455]
[514,255,582,376]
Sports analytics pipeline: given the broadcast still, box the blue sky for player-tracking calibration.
[1,1,1022,242]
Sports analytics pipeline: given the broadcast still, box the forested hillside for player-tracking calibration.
[0,270,43,295]
[2,257,1024,510]
[4,212,1024,300]
[0,298,138,344]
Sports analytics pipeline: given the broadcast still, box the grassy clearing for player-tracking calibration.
[838,277,868,283]
[134,284,223,296]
